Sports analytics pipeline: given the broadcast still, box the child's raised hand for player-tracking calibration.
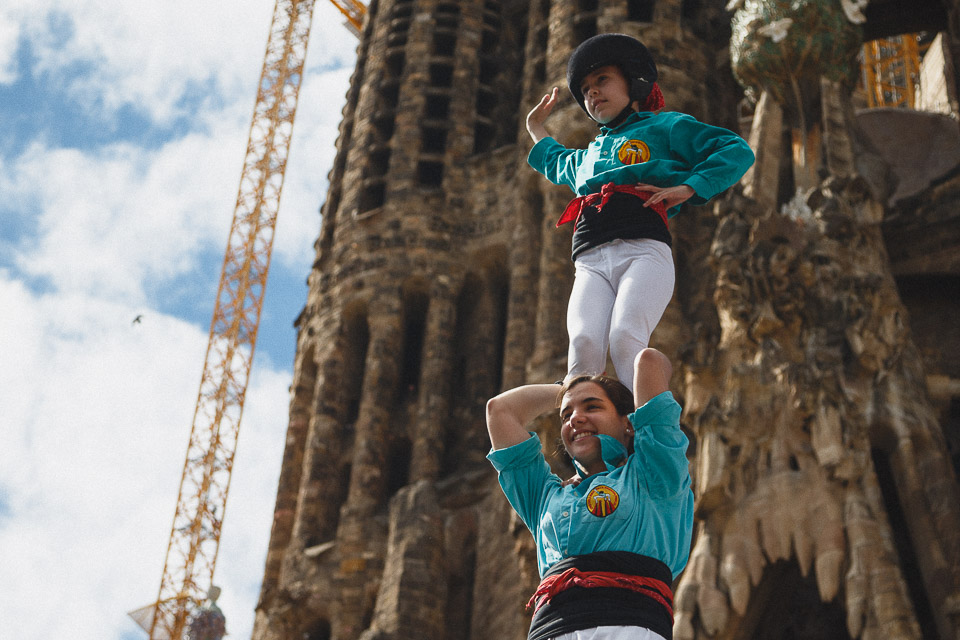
[636,183,695,210]
[526,87,559,143]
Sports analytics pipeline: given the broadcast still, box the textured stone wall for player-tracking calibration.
[252,1,960,639]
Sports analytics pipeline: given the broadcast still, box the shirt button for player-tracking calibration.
[562,511,569,518]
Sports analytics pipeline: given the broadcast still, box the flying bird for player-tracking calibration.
[132,314,143,325]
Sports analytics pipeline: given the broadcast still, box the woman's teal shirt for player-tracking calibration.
[487,391,695,579]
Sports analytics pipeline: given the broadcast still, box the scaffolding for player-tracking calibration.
[862,34,923,108]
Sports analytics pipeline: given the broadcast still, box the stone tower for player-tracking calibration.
[252,1,960,639]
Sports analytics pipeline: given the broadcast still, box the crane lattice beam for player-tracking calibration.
[329,0,367,34]
[146,1,318,638]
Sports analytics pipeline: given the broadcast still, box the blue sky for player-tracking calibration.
[0,2,357,638]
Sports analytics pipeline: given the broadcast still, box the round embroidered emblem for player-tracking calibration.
[585,485,621,518]
[618,139,650,165]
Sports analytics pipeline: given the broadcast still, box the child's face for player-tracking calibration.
[580,65,632,124]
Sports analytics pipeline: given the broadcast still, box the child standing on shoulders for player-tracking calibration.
[526,33,755,391]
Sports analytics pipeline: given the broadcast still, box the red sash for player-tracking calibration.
[526,567,674,620]
[557,183,669,231]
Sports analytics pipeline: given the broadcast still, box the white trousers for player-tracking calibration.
[551,625,668,640]
[566,238,675,392]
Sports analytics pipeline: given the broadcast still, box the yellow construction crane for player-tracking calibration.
[331,0,367,35]
[129,0,365,638]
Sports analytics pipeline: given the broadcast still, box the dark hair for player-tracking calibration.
[557,374,634,417]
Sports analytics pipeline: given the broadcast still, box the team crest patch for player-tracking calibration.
[618,139,650,165]
[585,485,621,517]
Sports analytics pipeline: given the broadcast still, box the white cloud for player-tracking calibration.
[1,0,358,128]
[0,2,357,638]
[5,129,244,301]
[1,11,354,299]
[0,10,19,84]
[3,0,270,124]
[0,273,289,639]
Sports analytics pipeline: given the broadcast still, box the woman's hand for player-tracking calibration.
[636,183,695,210]
[526,87,559,143]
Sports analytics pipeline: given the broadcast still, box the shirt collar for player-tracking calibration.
[572,434,628,477]
[598,109,653,134]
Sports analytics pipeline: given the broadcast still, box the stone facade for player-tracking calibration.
[252,1,960,638]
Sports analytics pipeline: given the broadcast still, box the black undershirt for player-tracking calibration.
[571,192,672,261]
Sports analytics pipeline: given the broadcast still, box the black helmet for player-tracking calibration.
[566,33,658,114]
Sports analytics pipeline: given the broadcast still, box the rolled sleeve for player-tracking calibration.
[527,136,583,191]
[487,433,557,534]
[487,431,543,470]
[526,137,557,172]
[670,115,755,203]
[629,391,691,499]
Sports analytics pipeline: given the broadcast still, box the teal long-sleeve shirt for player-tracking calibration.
[528,110,755,216]
[486,391,695,580]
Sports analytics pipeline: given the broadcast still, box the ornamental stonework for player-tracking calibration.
[253,1,960,639]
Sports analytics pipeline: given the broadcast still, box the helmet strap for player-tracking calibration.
[594,83,664,129]
[598,104,636,129]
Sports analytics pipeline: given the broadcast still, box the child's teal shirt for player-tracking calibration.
[486,391,695,580]
[528,110,755,216]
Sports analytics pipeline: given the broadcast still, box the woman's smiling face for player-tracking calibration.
[559,381,632,473]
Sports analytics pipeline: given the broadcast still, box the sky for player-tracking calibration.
[0,2,357,638]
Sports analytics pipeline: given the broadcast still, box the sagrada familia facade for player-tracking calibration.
[251,0,960,638]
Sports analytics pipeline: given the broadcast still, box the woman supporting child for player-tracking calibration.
[486,348,692,640]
